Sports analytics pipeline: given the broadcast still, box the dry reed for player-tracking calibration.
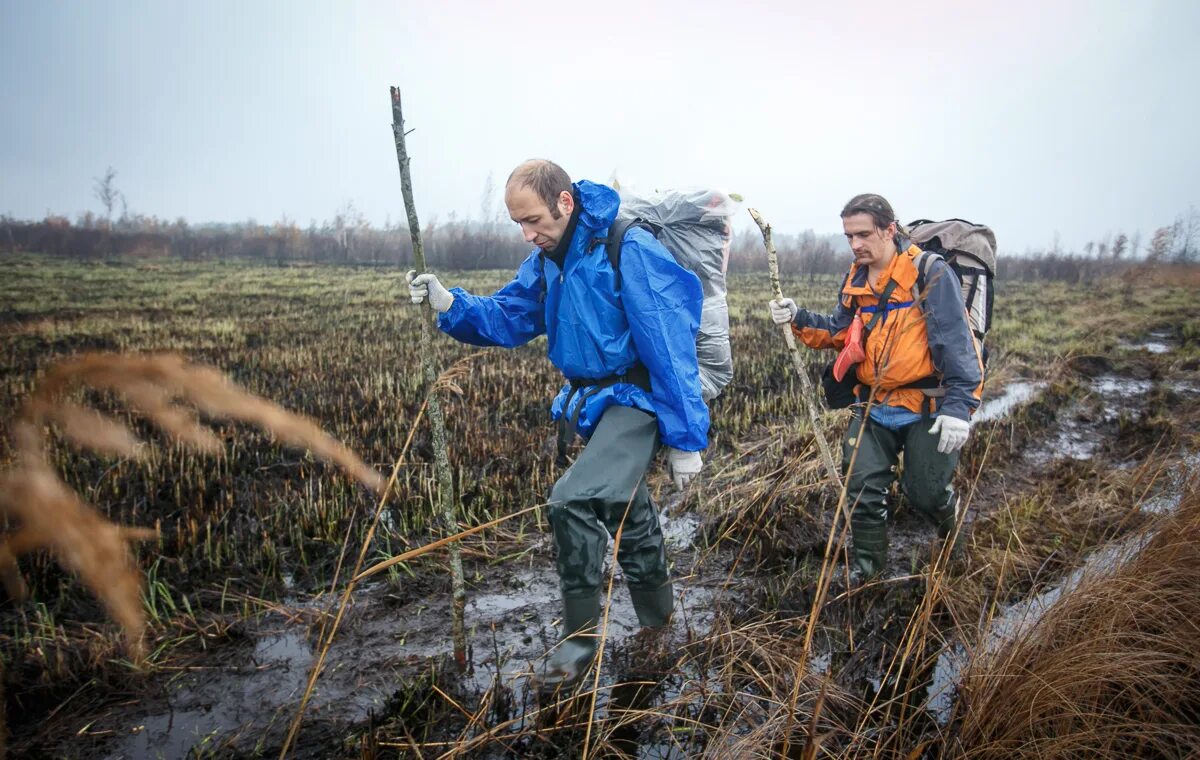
[0,352,384,661]
[951,484,1200,758]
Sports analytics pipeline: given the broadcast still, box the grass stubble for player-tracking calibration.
[0,351,385,756]
[1,257,1198,757]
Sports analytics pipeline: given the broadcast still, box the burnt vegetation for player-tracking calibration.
[0,253,1198,758]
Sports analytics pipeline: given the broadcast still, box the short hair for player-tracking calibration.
[840,193,898,231]
[506,159,573,219]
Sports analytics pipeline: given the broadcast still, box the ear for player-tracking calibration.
[557,190,574,217]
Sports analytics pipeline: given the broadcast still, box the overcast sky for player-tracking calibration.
[2,0,1197,253]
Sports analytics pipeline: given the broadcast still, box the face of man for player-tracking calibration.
[505,186,574,251]
[842,212,898,273]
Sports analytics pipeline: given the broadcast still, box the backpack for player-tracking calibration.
[907,218,997,355]
[611,189,739,401]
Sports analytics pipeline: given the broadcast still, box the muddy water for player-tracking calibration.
[1024,374,1154,464]
[104,506,723,759]
[1117,329,1177,355]
[972,380,1047,424]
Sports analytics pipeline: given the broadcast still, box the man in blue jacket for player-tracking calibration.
[407,159,709,689]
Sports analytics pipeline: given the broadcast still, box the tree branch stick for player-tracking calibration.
[390,87,467,670]
[748,208,842,489]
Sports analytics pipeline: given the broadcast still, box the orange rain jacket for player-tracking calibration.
[791,245,984,421]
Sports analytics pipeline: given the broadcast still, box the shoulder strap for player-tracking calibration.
[913,250,940,298]
[604,218,659,291]
[537,253,547,303]
[864,277,901,334]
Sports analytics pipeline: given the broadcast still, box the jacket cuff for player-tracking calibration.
[937,397,972,423]
[436,287,471,330]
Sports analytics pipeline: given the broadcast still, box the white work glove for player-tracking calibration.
[929,415,970,454]
[769,297,798,325]
[406,270,454,313]
[667,448,702,490]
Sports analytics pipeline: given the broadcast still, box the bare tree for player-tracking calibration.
[1129,230,1142,259]
[93,167,120,227]
[1173,206,1199,263]
[478,171,498,263]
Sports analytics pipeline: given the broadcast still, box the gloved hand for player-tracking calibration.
[929,415,970,454]
[406,270,454,313]
[769,298,798,325]
[667,448,702,490]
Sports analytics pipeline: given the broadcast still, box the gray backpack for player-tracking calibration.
[908,219,997,351]
[615,189,740,401]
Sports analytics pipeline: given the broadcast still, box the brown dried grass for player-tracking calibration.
[0,352,384,661]
[951,485,1200,758]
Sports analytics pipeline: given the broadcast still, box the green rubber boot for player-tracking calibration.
[931,496,965,562]
[851,524,889,580]
[536,594,601,692]
[629,582,675,628]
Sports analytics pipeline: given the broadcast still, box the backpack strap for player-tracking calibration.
[537,253,547,303]
[862,277,902,334]
[604,217,659,291]
[913,249,939,297]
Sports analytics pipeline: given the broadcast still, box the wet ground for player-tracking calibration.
[26,327,1199,759]
[90,508,729,759]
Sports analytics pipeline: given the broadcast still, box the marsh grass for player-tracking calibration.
[0,351,384,758]
[951,486,1200,758]
[2,254,1198,757]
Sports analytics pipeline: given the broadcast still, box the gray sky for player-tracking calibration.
[2,0,1197,253]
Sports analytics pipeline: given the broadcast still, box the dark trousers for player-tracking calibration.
[843,411,959,576]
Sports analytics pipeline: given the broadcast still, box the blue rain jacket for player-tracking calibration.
[436,180,709,451]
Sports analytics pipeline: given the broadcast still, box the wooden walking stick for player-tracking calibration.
[748,208,843,489]
[390,87,468,669]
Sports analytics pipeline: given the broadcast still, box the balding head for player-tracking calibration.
[506,159,573,220]
[505,159,576,251]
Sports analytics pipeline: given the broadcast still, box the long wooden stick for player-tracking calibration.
[391,87,468,669]
[748,208,842,489]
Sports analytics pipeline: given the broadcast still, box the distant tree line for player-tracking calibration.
[3,168,1197,283]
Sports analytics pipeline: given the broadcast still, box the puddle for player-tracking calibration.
[1117,330,1176,354]
[110,632,313,760]
[1025,374,1154,465]
[105,518,727,758]
[1141,451,1200,515]
[926,529,1152,725]
[660,509,701,550]
[1090,375,1153,406]
[807,651,832,676]
[973,381,1047,424]
[1168,380,1200,396]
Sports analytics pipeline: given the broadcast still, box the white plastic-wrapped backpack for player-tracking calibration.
[611,188,740,401]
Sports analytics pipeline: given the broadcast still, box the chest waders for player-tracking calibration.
[536,240,676,691]
[555,363,651,467]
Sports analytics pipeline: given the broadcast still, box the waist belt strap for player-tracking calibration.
[555,364,652,467]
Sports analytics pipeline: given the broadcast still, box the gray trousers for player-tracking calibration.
[547,405,669,602]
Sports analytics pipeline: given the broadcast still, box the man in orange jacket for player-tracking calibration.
[769,194,983,579]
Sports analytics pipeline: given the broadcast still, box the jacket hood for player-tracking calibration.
[574,180,619,231]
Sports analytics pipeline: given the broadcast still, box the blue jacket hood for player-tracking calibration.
[574,180,620,233]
